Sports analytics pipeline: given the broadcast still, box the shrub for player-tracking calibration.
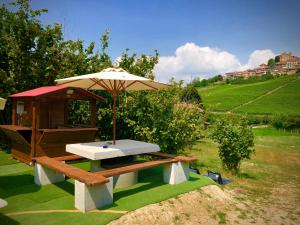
[180,86,203,105]
[272,114,300,130]
[121,85,204,154]
[210,118,255,175]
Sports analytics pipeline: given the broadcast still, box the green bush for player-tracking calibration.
[121,86,204,154]
[272,114,300,130]
[180,86,203,105]
[228,73,275,85]
[210,118,255,175]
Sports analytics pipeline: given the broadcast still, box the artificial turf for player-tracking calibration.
[0,151,213,225]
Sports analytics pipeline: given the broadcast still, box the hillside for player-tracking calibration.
[198,74,300,116]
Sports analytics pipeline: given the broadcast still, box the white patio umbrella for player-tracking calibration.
[55,67,169,144]
[0,198,7,208]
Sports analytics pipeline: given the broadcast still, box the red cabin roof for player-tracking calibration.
[10,86,105,101]
[10,86,66,97]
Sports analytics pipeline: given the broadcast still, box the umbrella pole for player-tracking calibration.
[113,93,117,145]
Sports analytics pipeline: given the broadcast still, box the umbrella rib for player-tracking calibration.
[125,80,159,90]
[125,80,138,89]
[108,80,114,91]
[117,80,126,91]
[91,78,111,91]
[88,79,98,89]
[138,80,159,90]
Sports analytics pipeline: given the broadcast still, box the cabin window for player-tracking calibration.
[67,100,91,127]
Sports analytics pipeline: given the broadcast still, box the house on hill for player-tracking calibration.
[225,52,300,79]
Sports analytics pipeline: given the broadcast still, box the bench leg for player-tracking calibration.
[113,171,138,189]
[75,177,113,212]
[34,163,65,186]
[163,162,190,184]
[90,160,103,172]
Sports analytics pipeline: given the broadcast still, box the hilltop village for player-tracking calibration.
[226,52,300,79]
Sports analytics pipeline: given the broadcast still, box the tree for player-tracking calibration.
[121,83,204,154]
[210,118,255,175]
[180,86,203,105]
[0,0,205,154]
[267,58,275,69]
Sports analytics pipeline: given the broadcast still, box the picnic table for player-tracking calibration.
[66,139,160,171]
[34,140,195,212]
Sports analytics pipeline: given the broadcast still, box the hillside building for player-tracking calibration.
[225,52,300,79]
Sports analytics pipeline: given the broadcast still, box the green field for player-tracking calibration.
[198,74,300,116]
[191,127,300,185]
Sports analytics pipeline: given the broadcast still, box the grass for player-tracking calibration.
[0,152,213,225]
[235,77,300,116]
[216,211,227,224]
[190,127,300,197]
[198,74,300,115]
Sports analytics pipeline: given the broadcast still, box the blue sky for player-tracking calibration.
[20,0,300,80]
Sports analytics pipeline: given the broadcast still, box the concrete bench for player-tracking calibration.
[33,156,111,212]
[34,154,197,212]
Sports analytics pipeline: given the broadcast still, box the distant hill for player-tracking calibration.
[198,74,300,116]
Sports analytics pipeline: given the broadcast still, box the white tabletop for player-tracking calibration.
[66,139,160,160]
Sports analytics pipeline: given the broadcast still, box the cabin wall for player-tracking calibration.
[39,101,66,129]
[50,101,65,128]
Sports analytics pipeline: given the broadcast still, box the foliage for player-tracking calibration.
[227,72,275,85]
[180,86,203,105]
[0,1,112,124]
[191,75,223,87]
[267,58,275,69]
[0,0,205,154]
[210,118,255,174]
[119,84,204,154]
[272,114,300,130]
[117,48,159,79]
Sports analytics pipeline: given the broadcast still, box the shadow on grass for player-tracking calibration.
[0,214,19,225]
[239,172,258,180]
[0,174,41,198]
[114,167,200,202]
[54,180,74,195]
[113,181,161,202]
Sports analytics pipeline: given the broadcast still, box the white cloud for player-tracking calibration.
[154,43,275,83]
[245,49,275,69]
[155,43,241,82]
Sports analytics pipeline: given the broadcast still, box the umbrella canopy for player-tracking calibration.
[55,67,169,144]
[0,198,7,208]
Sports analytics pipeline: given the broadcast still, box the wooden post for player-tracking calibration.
[113,93,117,145]
[113,80,117,145]
[12,100,17,125]
[30,102,37,161]
[90,100,96,127]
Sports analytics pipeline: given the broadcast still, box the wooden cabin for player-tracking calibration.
[0,86,105,164]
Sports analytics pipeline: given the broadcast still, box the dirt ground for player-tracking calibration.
[108,184,300,225]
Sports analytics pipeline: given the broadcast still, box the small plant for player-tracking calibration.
[216,211,227,224]
[210,118,255,175]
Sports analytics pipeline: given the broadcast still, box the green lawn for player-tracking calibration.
[0,152,213,225]
[189,127,300,197]
[198,74,300,115]
[235,77,300,116]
